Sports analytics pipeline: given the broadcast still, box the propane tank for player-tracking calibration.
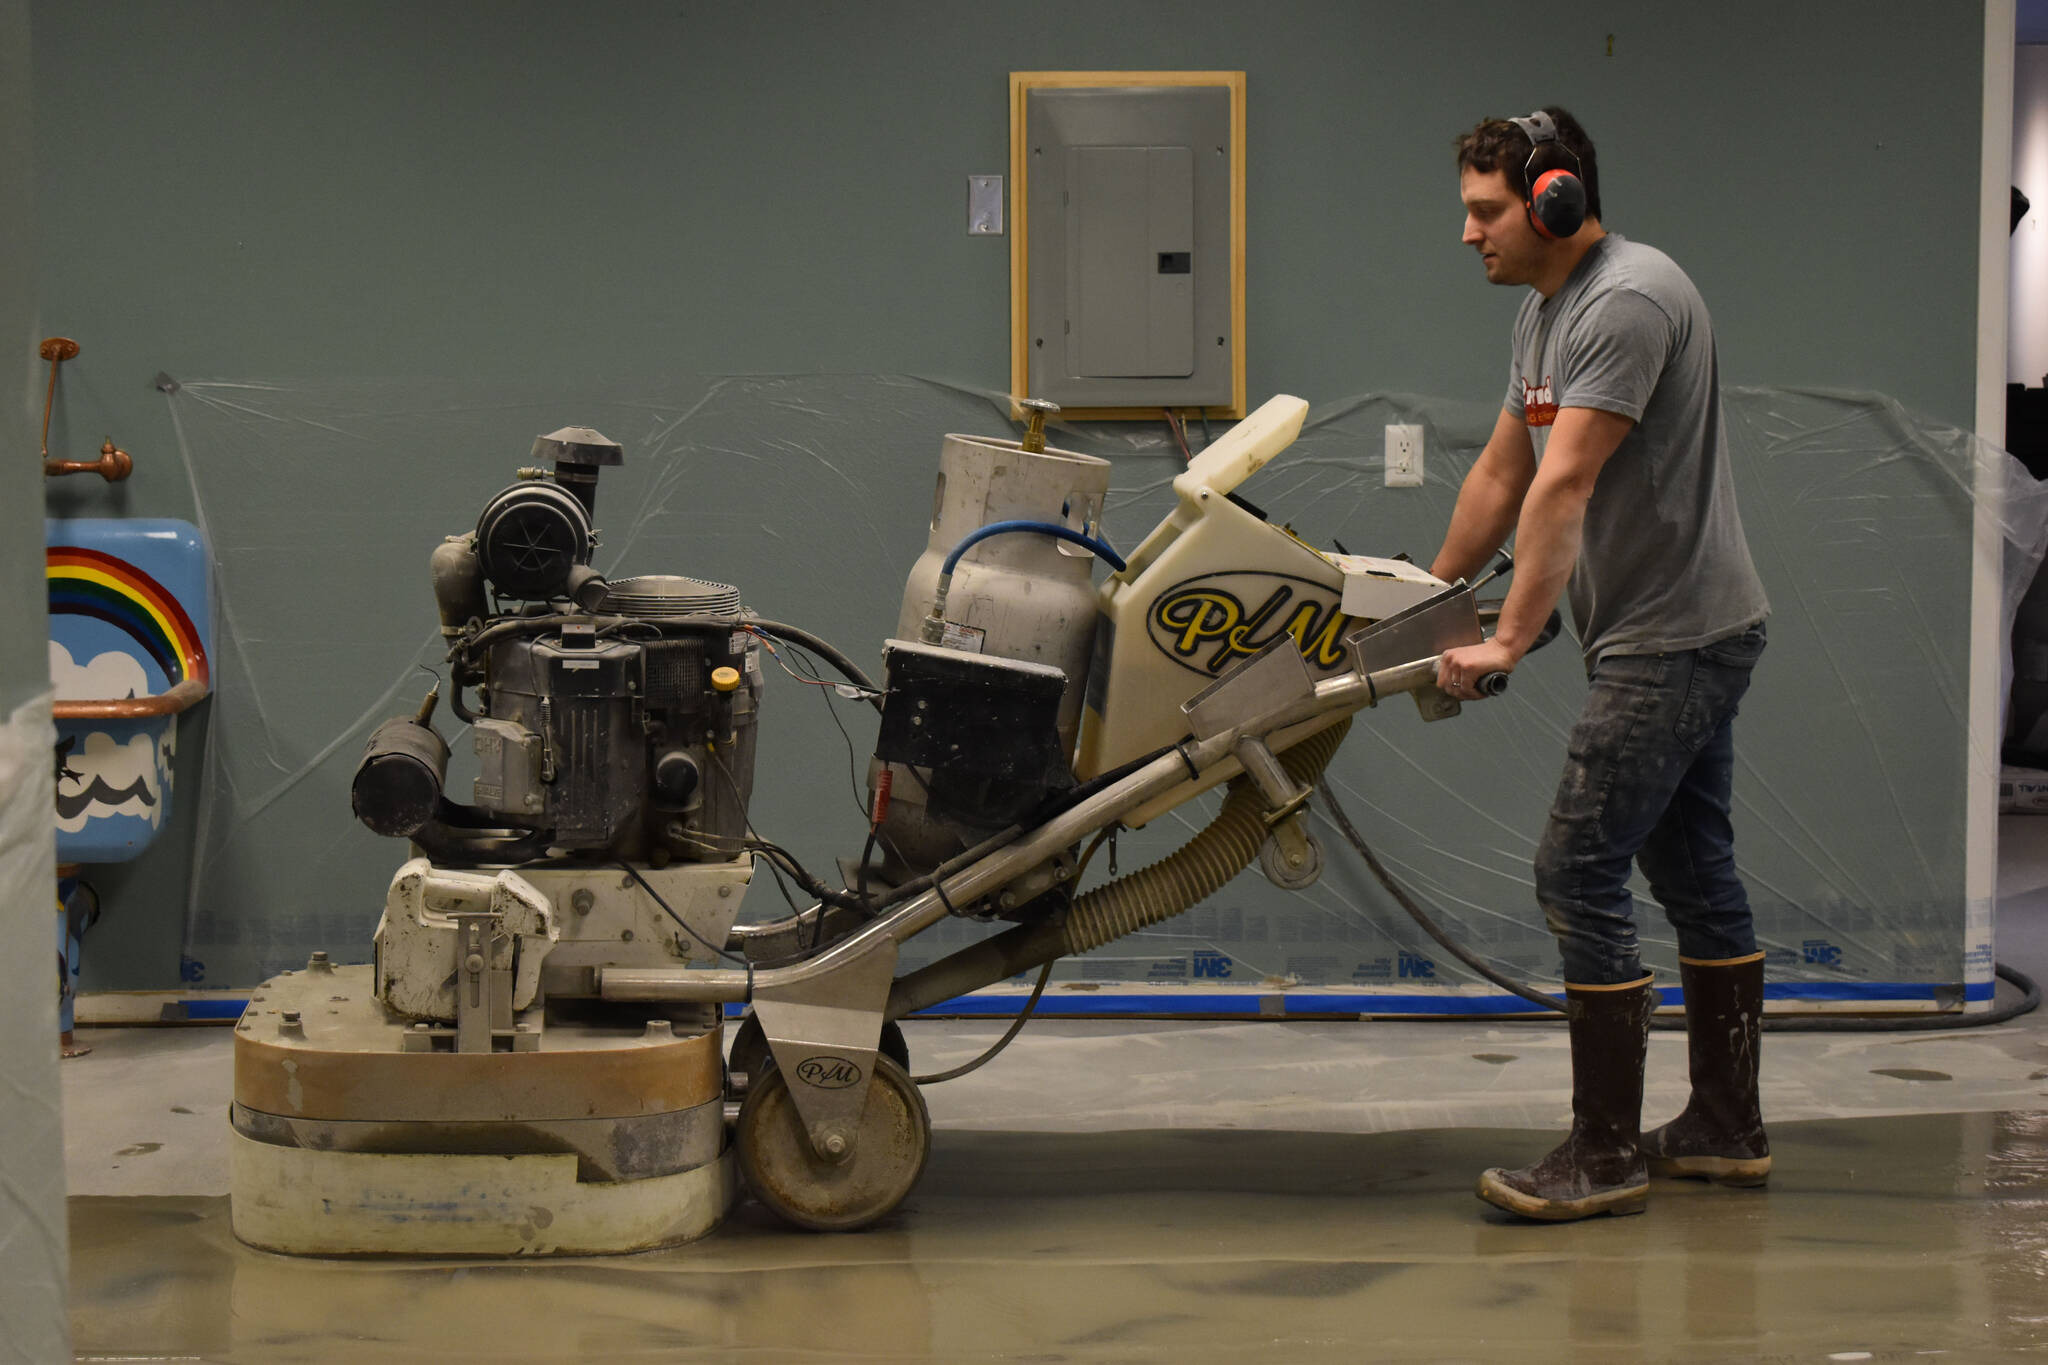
[871,423,1112,878]
[893,431,1110,751]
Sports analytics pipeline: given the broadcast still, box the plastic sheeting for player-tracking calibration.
[0,693,69,1364]
[139,375,2048,1010]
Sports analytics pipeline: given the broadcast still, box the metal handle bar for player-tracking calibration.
[601,645,1495,1007]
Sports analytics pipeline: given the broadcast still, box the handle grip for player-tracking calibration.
[1475,671,1509,697]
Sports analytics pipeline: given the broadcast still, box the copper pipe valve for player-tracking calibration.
[45,439,134,482]
[39,337,134,482]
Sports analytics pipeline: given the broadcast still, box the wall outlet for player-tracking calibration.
[1385,423,1424,487]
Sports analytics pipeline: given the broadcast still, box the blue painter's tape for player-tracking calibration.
[1764,980,1993,1003]
[1270,993,1562,1016]
[929,993,1270,1016]
[906,980,1989,1017]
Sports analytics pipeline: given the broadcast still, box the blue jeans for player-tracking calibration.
[1533,621,1767,985]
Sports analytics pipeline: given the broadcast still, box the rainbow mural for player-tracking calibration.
[47,545,210,692]
[46,521,213,863]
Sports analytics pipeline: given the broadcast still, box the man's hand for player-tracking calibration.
[1436,639,1519,700]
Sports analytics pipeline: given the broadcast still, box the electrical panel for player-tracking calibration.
[1011,74,1245,418]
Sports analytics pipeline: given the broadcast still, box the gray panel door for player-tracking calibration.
[1067,144,1195,379]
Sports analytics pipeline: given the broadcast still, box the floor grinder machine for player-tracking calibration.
[228,395,1503,1253]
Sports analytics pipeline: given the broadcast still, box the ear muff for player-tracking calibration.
[1527,167,1587,240]
[1509,111,1587,240]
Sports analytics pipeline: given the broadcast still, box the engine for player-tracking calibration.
[349,426,762,869]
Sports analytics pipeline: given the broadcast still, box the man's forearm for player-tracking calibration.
[1491,478,1587,657]
[1430,468,1523,584]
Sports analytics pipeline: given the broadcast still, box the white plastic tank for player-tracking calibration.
[1073,395,1362,828]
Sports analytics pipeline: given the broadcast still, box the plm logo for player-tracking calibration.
[1144,572,1360,679]
[795,1056,863,1090]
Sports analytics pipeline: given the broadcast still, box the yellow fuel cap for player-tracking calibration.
[711,666,741,693]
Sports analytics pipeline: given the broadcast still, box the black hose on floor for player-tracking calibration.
[1316,778,2042,1033]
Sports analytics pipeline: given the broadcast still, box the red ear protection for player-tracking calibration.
[1527,167,1588,240]
[1510,111,1588,240]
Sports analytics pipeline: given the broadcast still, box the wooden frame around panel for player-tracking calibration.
[1009,70,1248,422]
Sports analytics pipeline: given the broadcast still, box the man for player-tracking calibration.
[1430,108,1773,1222]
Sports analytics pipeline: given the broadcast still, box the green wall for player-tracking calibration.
[25,1,1994,991]
[34,0,1982,479]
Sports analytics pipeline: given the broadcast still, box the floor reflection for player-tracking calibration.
[71,1111,2048,1364]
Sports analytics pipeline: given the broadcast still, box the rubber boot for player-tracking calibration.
[1476,976,1655,1222]
[1642,951,1770,1187]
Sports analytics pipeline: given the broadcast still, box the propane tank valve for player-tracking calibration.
[1017,397,1059,454]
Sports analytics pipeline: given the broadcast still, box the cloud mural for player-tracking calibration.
[48,643,174,835]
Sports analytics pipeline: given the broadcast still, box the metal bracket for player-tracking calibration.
[1233,735,1312,827]
[450,911,516,1053]
[751,939,901,1162]
[1182,636,1318,741]
[1344,583,1484,722]
[1345,582,1483,673]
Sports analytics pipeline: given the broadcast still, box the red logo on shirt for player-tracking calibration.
[1522,377,1558,428]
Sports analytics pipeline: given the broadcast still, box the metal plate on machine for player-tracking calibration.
[1180,635,1317,741]
[873,638,1067,780]
[1344,584,1483,675]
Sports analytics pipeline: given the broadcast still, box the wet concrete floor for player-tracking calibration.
[70,1109,2048,1364]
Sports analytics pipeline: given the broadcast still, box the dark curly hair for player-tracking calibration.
[1456,106,1602,223]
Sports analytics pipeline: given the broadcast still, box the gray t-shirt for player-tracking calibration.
[1504,233,1769,664]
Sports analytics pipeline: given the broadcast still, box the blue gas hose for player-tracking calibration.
[940,520,1125,576]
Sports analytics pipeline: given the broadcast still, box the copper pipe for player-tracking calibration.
[39,337,77,461]
[54,678,208,721]
[38,337,133,482]
[45,440,134,482]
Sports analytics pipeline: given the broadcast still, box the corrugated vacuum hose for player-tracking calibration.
[1060,719,1351,955]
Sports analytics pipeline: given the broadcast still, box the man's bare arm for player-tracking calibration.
[1429,406,1538,584]
[1435,406,1635,697]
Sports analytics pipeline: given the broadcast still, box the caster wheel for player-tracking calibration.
[728,1014,908,1093]
[735,1053,930,1231]
[1259,828,1324,890]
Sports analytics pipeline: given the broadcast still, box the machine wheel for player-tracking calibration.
[728,1014,908,1093]
[1259,827,1324,890]
[735,1053,931,1231]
